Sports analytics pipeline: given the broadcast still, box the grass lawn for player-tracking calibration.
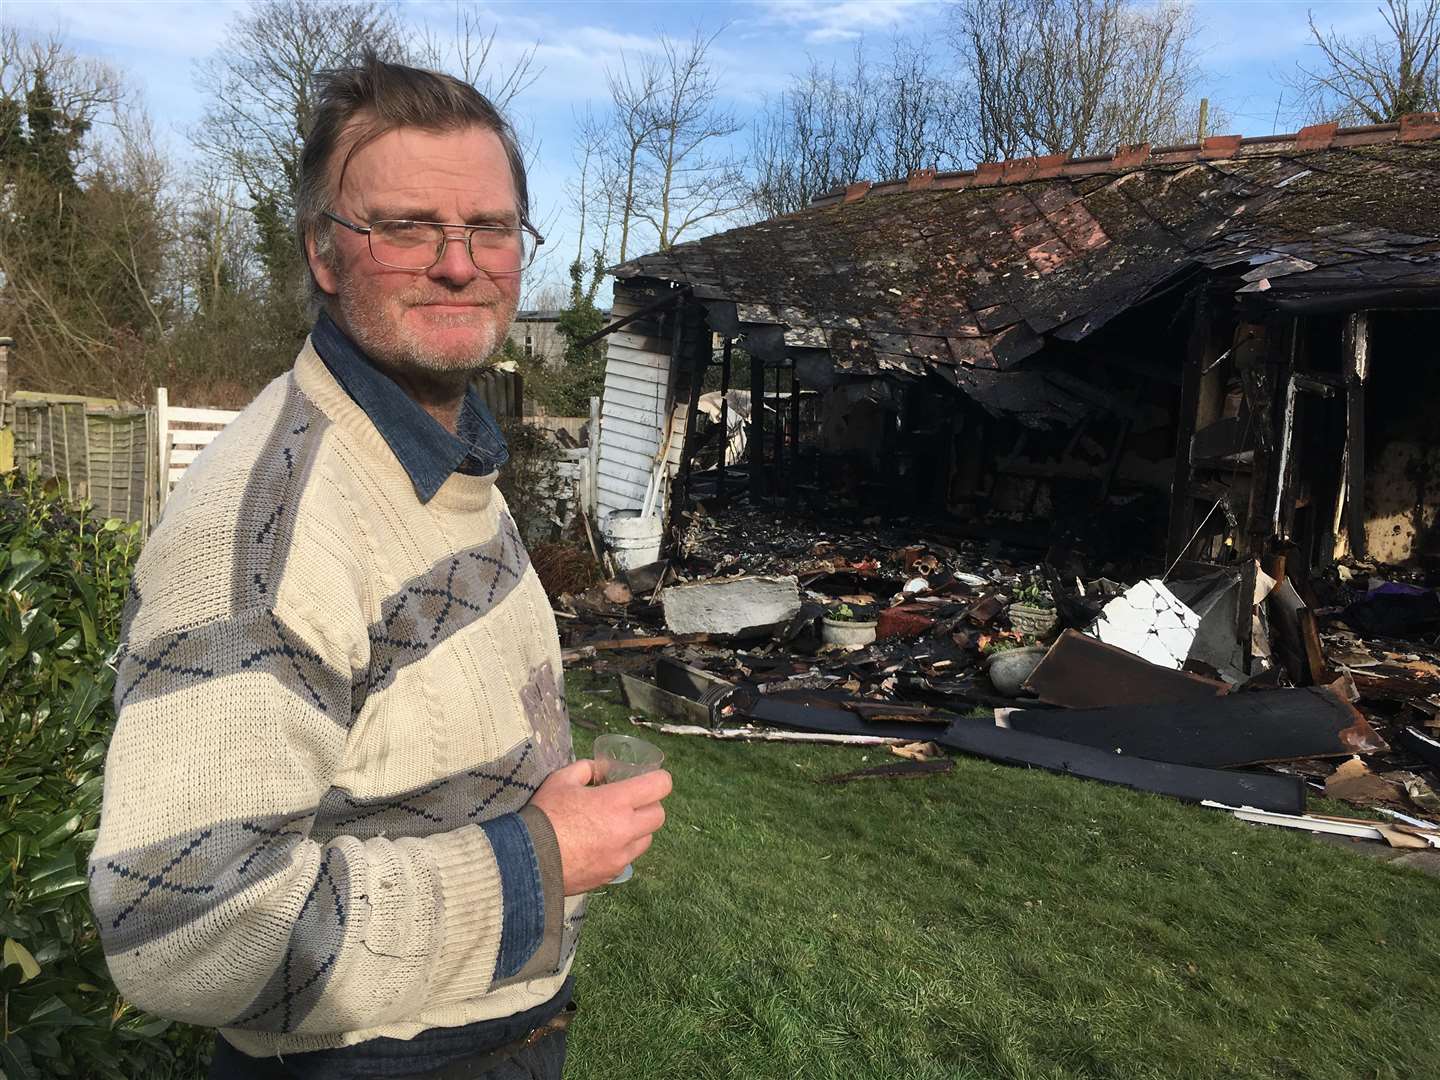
[561,669,1440,1080]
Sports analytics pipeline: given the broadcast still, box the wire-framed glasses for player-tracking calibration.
[322,211,543,274]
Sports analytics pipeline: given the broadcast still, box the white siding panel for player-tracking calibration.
[598,296,672,518]
[607,341,673,370]
[603,415,663,445]
[603,371,669,401]
[608,330,672,355]
[597,470,648,495]
[597,486,647,518]
[603,400,670,428]
[600,441,659,471]
[598,459,653,488]
[606,356,674,385]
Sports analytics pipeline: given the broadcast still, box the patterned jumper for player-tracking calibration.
[89,338,582,1058]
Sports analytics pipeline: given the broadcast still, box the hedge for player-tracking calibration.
[0,473,209,1079]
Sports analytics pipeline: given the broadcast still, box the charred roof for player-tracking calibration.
[614,119,1440,392]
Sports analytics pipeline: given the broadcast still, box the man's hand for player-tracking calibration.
[530,760,672,894]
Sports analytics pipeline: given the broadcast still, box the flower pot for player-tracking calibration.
[1008,602,1057,638]
[821,616,878,649]
[984,644,1049,697]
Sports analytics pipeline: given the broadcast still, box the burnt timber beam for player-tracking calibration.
[772,363,785,494]
[788,365,801,506]
[675,303,710,513]
[716,338,731,499]
[1165,294,1212,568]
[1272,318,1305,541]
[1242,317,1293,555]
[572,285,691,350]
[1342,312,1369,560]
[750,343,767,500]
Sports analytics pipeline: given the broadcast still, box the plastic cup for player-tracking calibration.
[593,733,666,783]
[592,734,665,883]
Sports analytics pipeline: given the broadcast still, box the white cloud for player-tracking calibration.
[9,0,236,59]
[749,0,941,43]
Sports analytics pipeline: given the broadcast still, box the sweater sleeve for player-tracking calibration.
[88,599,554,1036]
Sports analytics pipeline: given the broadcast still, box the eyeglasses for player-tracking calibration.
[322,211,543,274]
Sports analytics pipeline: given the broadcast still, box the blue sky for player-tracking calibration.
[8,0,1396,301]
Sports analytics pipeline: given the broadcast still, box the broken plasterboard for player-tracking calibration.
[1084,578,1201,669]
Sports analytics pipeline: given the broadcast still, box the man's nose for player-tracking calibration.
[427,231,481,286]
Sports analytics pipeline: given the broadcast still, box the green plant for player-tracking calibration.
[981,635,1025,655]
[0,472,210,1079]
[1013,574,1054,610]
[826,603,856,622]
[496,419,570,549]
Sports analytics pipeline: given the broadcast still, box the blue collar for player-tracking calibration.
[311,311,509,503]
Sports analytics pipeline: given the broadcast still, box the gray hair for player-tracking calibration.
[296,50,529,302]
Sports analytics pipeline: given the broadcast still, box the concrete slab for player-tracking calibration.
[661,575,801,636]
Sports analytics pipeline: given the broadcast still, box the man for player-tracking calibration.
[88,54,671,1080]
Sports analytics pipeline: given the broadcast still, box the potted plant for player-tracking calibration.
[821,602,878,648]
[1008,575,1058,638]
[982,635,1049,696]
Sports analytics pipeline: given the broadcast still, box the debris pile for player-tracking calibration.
[556,506,1440,847]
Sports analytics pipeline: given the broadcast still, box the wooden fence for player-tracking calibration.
[0,376,585,538]
[2,393,155,530]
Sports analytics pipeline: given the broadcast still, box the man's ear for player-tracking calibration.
[306,229,339,297]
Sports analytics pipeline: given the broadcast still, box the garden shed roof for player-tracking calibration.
[613,117,1440,390]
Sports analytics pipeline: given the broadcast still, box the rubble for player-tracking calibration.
[554,500,1440,842]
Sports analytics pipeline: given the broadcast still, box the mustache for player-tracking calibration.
[401,289,513,308]
[405,295,497,306]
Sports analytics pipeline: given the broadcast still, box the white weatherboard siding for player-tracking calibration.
[596,292,683,521]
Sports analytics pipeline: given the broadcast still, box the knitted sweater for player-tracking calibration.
[89,340,582,1057]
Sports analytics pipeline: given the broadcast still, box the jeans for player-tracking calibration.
[208,980,573,1080]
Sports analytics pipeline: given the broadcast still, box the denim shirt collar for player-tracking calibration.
[311,311,509,503]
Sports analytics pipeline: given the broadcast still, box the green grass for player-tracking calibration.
[561,670,1440,1080]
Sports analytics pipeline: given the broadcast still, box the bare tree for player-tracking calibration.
[193,0,407,229]
[601,51,665,262]
[1287,0,1440,124]
[748,41,969,219]
[635,30,749,250]
[567,104,619,272]
[749,49,881,218]
[171,166,265,317]
[877,38,970,181]
[412,3,541,111]
[949,0,1204,162]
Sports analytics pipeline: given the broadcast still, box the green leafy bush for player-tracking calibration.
[497,419,570,549]
[0,474,209,1079]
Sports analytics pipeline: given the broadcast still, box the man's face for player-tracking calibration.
[308,123,522,378]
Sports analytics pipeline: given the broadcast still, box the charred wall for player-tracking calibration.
[1362,310,1440,566]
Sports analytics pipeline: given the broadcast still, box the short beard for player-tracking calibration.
[327,253,517,382]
